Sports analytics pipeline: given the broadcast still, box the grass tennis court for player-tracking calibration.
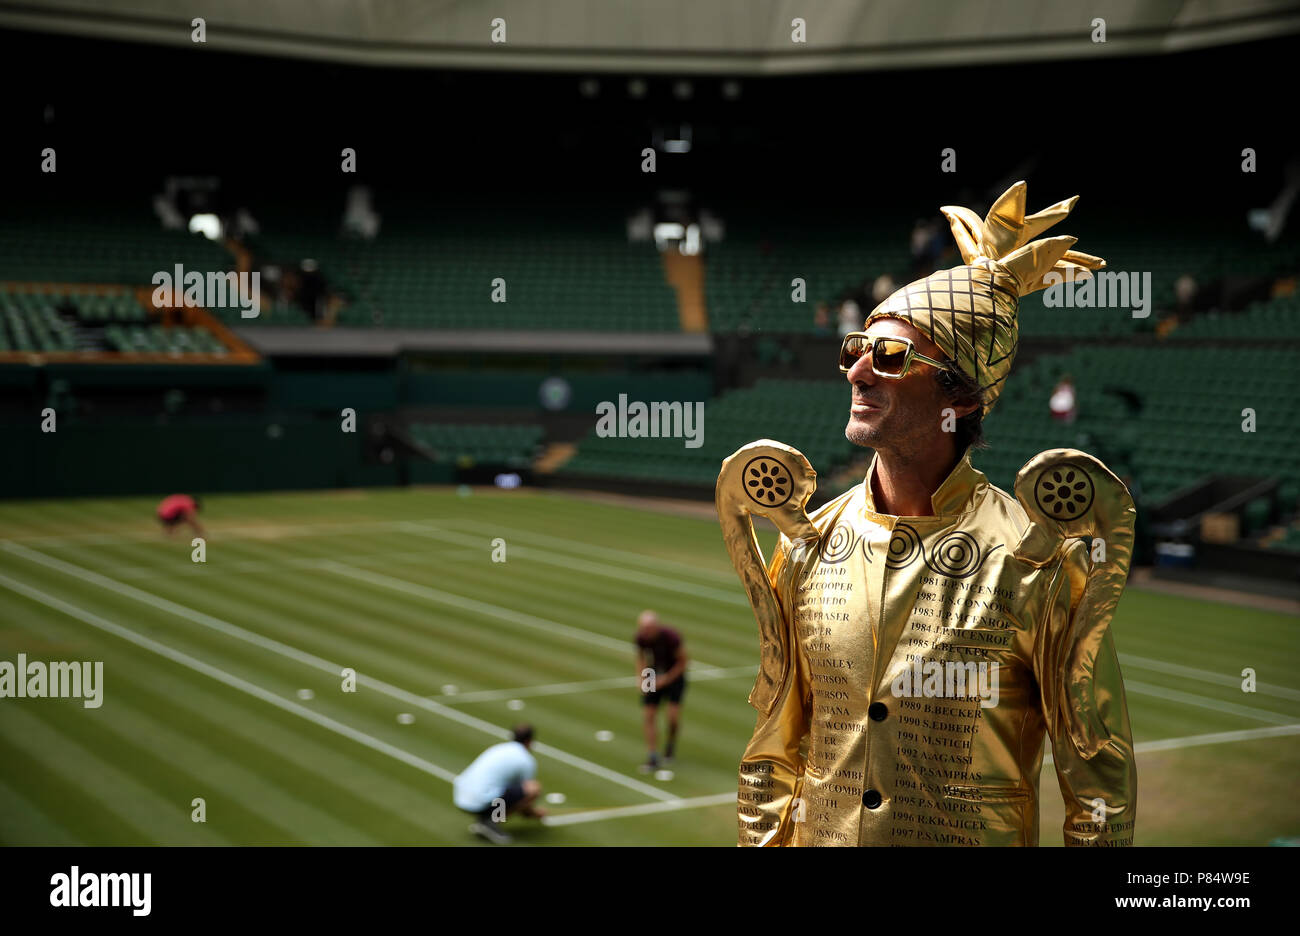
[0,486,1296,845]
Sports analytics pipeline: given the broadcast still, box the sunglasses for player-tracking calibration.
[838,332,953,378]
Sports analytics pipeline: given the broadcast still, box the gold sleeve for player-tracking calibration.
[1037,539,1137,846]
[737,536,811,846]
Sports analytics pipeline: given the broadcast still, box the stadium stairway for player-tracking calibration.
[663,250,708,332]
[0,282,258,362]
[533,441,578,474]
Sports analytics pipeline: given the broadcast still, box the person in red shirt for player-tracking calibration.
[1049,373,1078,424]
[634,610,688,773]
[156,494,206,538]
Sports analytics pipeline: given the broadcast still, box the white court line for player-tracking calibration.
[48,548,1300,703]
[549,723,1300,827]
[543,792,738,827]
[102,548,474,580]
[1043,722,1300,765]
[441,664,758,705]
[397,522,746,606]
[437,525,1300,700]
[320,559,726,674]
[316,559,1300,723]
[0,519,421,548]
[67,546,732,680]
[437,518,739,584]
[7,541,1287,726]
[1131,722,1300,753]
[0,570,459,783]
[2,537,669,665]
[1120,653,1300,702]
[1,542,678,804]
[1121,679,1296,725]
[444,660,1297,708]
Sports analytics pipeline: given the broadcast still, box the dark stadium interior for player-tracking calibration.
[6,29,1298,195]
[5,28,1298,564]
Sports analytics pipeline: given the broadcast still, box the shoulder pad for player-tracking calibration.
[1012,448,1136,571]
[1013,448,1137,757]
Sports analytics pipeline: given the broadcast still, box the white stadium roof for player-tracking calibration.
[3,0,1299,73]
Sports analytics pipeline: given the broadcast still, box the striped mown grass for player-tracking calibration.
[0,486,1296,845]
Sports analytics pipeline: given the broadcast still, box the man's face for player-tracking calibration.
[844,317,960,456]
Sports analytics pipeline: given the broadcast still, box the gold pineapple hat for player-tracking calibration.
[866,181,1105,417]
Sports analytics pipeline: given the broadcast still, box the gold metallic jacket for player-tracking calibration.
[720,442,1137,846]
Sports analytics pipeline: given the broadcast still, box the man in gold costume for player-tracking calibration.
[718,182,1137,846]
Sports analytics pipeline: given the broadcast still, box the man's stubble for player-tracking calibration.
[844,386,937,462]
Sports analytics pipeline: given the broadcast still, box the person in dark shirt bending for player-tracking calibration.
[634,610,688,773]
